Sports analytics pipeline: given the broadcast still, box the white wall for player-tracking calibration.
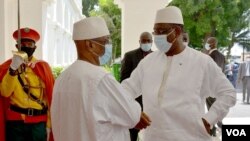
[0,0,6,63]
[0,0,83,66]
[42,0,83,66]
[115,0,170,57]
[0,0,46,63]
[1,0,43,62]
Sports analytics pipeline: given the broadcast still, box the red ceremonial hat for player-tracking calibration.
[13,27,40,42]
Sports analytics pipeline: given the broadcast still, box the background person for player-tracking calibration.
[182,32,189,46]
[204,36,226,136]
[237,58,250,104]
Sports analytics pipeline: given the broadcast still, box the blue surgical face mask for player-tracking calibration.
[140,43,152,52]
[99,44,113,65]
[154,30,175,53]
[205,43,211,50]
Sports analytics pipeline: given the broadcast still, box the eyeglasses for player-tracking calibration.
[90,39,112,46]
[152,28,173,35]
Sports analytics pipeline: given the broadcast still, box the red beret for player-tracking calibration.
[13,27,40,42]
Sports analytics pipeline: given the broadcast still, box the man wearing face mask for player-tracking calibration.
[204,37,225,72]
[182,32,189,47]
[120,32,153,141]
[204,37,226,136]
[121,6,236,141]
[51,17,151,141]
[0,27,54,141]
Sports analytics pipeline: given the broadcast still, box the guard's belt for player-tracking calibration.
[17,72,47,109]
[10,105,47,116]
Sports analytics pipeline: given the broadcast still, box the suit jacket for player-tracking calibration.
[237,61,250,80]
[209,49,225,72]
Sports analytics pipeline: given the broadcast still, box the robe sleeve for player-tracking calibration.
[97,74,141,128]
[202,57,236,126]
[121,62,143,99]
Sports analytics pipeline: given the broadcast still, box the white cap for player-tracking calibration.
[155,6,184,25]
[72,17,110,40]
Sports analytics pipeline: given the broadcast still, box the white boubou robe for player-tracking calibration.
[51,60,141,141]
[122,47,236,141]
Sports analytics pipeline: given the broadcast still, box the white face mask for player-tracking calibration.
[154,30,175,53]
[99,44,112,65]
[205,43,211,50]
[183,42,188,47]
[140,43,152,52]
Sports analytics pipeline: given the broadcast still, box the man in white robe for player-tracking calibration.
[121,6,236,141]
[51,17,151,141]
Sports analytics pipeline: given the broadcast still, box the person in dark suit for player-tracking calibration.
[205,37,225,72]
[182,32,189,47]
[204,37,226,136]
[120,32,153,141]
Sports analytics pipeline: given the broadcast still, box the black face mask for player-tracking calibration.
[21,47,35,57]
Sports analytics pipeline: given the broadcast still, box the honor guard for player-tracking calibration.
[0,27,54,141]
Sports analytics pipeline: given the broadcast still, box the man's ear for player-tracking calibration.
[174,26,182,37]
[85,40,95,52]
[85,40,91,48]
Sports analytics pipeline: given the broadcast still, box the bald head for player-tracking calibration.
[139,32,152,44]
[206,37,218,49]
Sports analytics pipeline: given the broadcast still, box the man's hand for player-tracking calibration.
[202,118,211,135]
[10,54,25,70]
[134,112,151,130]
